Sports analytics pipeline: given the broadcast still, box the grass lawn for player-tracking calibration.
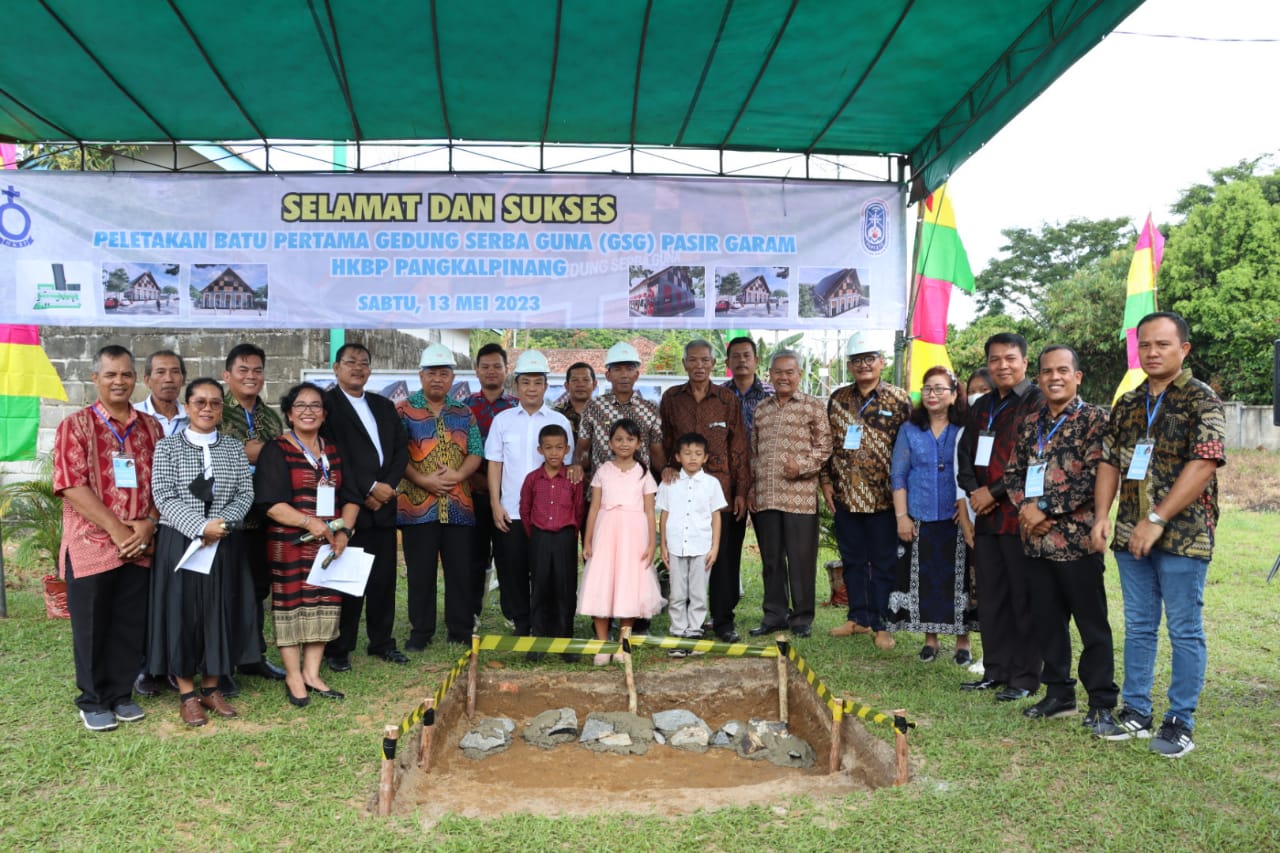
[2,457,1279,851]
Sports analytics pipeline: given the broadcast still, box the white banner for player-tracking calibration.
[1,173,905,331]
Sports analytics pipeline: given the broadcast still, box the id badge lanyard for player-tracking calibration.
[94,403,139,488]
[844,394,876,450]
[1025,407,1070,498]
[292,431,336,516]
[1126,391,1164,480]
[974,395,1013,467]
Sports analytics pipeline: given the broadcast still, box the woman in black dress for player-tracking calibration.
[254,383,361,708]
[149,378,256,727]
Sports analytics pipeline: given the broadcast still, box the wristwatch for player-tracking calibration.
[1036,498,1049,512]
[1147,511,1167,527]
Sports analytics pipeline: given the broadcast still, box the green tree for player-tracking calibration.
[1160,159,1280,402]
[21,143,144,171]
[947,313,1044,386]
[975,217,1133,325]
[717,272,742,298]
[1041,250,1129,404]
[102,267,130,293]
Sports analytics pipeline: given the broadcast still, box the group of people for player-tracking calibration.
[55,313,1224,759]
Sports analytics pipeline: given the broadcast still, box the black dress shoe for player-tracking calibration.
[285,684,310,708]
[717,630,741,643]
[995,686,1033,702]
[791,626,812,638]
[133,673,160,697]
[379,649,409,664]
[305,684,345,700]
[960,678,1003,691]
[1023,696,1077,719]
[259,658,287,680]
[748,624,787,637]
[326,655,352,673]
[218,674,240,697]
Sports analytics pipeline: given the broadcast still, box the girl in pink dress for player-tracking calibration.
[578,419,661,666]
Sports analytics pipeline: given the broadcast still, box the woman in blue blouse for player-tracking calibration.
[887,366,975,663]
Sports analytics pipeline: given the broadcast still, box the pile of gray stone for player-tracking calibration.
[459,708,815,768]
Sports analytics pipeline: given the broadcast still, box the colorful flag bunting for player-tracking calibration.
[907,184,973,395]
[0,143,17,170]
[0,325,68,461]
[1112,215,1164,403]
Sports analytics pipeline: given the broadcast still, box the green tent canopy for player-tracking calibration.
[0,0,1144,194]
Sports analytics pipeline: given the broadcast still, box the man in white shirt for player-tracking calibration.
[485,350,573,636]
[134,350,188,437]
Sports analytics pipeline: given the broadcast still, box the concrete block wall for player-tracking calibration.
[2,326,456,483]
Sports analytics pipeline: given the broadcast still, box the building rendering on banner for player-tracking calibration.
[812,268,866,317]
[198,267,256,310]
[739,274,772,305]
[124,270,161,302]
[628,265,696,317]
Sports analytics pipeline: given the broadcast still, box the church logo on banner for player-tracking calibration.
[861,199,888,255]
[0,185,34,248]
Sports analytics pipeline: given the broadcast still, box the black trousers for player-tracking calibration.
[1026,552,1119,708]
[243,526,271,658]
[529,527,579,639]
[707,508,741,637]
[401,521,474,644]
[326,525,398,658]
[755,510,819,631]
[66,556,148,712]
[974,533,1042,692]
[495,522,532,634]
[471,496,500,618]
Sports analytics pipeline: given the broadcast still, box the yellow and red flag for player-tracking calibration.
[0,325,67,461]
[1112,215,1164,403]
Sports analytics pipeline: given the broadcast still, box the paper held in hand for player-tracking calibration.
[176,539,218,574]
[307,545,374,597]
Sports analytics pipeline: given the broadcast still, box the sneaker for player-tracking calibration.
[1082,707,1102,728]
[80,709,118,732]
[112,701,146,723]
[967,656,986,675]
[1087,708,1116,736]
[1094,706,1153,740]
[667,648,689,658]
[1149,716,1195,758]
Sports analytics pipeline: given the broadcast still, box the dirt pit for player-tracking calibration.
[388,658,898,821]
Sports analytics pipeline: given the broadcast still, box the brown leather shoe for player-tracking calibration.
[828,620,873,637]
[180,696,208,727]
[199,690,237,718]
[874,630,897,650]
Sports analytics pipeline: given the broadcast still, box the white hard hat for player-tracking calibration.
[418,343,456,368]
[513,350,550,375]
[844,331,880,358]
[605,342,641,366]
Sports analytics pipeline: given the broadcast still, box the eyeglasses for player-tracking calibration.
[291,402,324,412]
[339,359,371,369]
[848,354,879,366]
[921,386,955,397]
[188,398,223,409]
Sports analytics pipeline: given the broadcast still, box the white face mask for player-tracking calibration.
[968,393,986,406]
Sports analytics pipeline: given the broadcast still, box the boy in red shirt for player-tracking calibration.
[520,424,584,659]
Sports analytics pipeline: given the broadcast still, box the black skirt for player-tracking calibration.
[146,524,258,677]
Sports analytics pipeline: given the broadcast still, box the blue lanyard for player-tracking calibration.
[243,403,256,438]
[291,431,330,481]
[93,403,137,449]
[1036,406,1072,457]
[985,395,1013,431]
[1145,391,1165,438]
[855,392,876,422]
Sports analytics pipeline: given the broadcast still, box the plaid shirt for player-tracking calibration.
[750,391,831,514]
[1004,397,1107,561]
[579,391,663,476]
[821,381,912,513]
[465,391,518,442]
[151,432,255,541]
[1102,368,1226,561]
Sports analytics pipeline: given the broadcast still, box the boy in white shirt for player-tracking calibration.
[656,433,727,655]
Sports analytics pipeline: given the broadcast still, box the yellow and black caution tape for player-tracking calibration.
[630,634,778,658]
[782,643,916,732]
[383,650,471,760]
[475,635,620,655]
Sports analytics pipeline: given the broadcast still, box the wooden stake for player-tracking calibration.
[775,635,789,724]
[378,724,398,816]
[828,697,844,774]
[418,698,435,771]
[620,626,637,714]
[466,635,479,718]
[893,708,910,786]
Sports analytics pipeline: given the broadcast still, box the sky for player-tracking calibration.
[941,0,1280,324]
